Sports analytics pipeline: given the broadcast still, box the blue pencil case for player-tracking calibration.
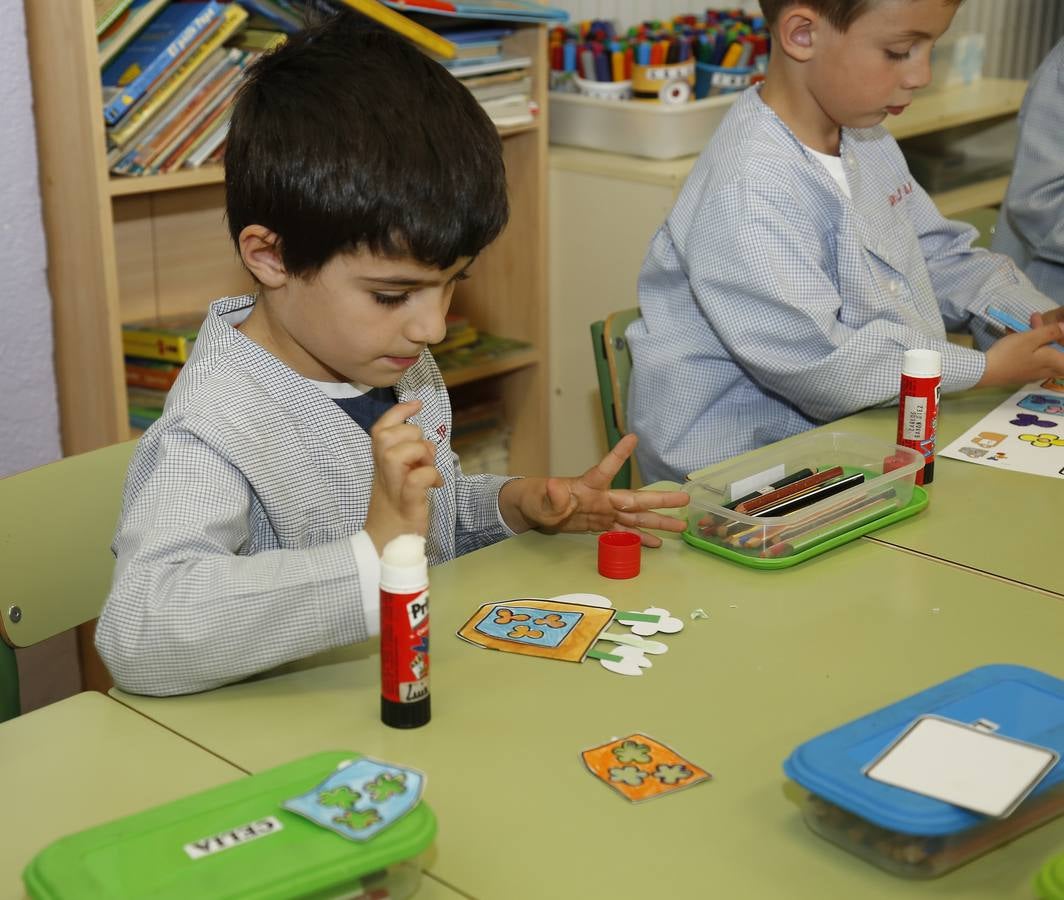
[784,664,1064,878]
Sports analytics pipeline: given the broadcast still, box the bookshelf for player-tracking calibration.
[24,3,550,478]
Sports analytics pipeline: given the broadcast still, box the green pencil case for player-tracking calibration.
[24,751,436,900]
[681,431,928,570]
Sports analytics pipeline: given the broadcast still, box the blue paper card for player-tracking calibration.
[283,757,425,842]
[474,604,583,647]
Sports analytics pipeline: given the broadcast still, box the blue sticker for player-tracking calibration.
[474,605,583,648]
[1017,394,1064,418]
[282,757,424,842]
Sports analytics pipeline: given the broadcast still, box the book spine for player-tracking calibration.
[122,332,194,363]
[103,2,224,125]
[125,363,182,391]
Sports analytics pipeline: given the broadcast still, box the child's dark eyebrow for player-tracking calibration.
[890,29,933,40]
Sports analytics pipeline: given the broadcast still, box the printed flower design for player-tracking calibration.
[365,772,407,802]
[612,740,652,764]
[508,624,544,639]
[494,608,530,624]
[318,786,360,809]
[653,763,693,785]
[333,808,382,830]
[608,766,647,787]
[1019,433,1064,449]
[533,614,567,628]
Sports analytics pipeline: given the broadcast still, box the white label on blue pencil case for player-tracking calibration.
[863,714,1059,818]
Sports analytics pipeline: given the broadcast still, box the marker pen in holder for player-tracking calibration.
[896,349,941,486]
[380,534,430,729]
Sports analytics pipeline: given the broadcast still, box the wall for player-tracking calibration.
[1,0,60,478]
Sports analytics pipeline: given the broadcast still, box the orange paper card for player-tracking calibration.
[581,733,711,802]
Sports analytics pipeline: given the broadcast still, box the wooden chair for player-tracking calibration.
[589,307,641,489]
[0,441,136,721]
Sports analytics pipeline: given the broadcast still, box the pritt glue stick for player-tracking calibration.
[896,349,941,485]
[380,534,430,728]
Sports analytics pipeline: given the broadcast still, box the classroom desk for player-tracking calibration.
[113,532,1064,899]
[687,387,1060,598]
[0,691,242,899]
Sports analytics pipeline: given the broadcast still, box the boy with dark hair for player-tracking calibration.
[627,0,1064,483]
[97,15,687,696]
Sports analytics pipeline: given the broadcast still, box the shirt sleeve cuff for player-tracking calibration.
[940,341,986,393]
[349,531,381,637]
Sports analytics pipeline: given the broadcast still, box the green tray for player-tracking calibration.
[1037,851,1064,900]
[24,751,436,900]
[681,485,928,569]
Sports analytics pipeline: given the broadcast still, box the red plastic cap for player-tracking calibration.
[598,530,641,579]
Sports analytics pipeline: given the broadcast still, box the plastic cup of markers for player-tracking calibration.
[694,63,755,99]
[598,530,641,579]
[574,75,633,101]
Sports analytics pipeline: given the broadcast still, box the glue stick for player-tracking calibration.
[380,535,430,729]
[896,349,941,486]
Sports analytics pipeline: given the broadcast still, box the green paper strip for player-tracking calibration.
[616,611,660,623]
[587,647,623,663]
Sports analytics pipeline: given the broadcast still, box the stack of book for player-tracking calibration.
[431,27,536,127]
[100,1,286,177]
[431,313,478,356]
[450,399,511,474]
[122,313,202,429]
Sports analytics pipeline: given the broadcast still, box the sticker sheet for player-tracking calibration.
[581,733,711,802]
[457,598,615,662]
[939,377,1064,479]
[283,757,425,842]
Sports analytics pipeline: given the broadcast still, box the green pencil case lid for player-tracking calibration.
[23,751,436,900]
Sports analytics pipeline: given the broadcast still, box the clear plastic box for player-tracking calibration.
[548,90,740,159]
[785,665,1064,879]
[682,431,925,568]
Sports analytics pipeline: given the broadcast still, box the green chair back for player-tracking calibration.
[590,307,641,489]
[0,440,137,721]
[953,206,998,250]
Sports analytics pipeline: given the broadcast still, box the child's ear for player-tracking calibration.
[238,225,288,288]
[775,6,817,61]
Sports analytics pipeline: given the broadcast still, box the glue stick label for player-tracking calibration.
[897,373,940,485]
[381,587,429,704]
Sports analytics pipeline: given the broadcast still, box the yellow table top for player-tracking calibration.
[114,532,1064,899]
[1,692,242,900]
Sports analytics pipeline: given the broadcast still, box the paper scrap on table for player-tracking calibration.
[581,733,711,802]
[939,378,1064,479]
[863,715,1058,818]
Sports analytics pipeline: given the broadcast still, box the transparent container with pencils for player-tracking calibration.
[682,431,927,568]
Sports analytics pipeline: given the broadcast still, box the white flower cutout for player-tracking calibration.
[616,606,684,636]
[599,631,669,655]
[599,644,653,676]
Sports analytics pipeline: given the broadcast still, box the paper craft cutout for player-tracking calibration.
[864,715,1058,818]
[591,644,653,675]
[283,757,424,842]
[597,632,669,654]
[458,598,615,661]
[616,607,684,636]
[581,733,711,802]
[970,431,1007,449]
[1019,433,1064,449]
[1018,394,1064,417]
[1042,376,1064,394]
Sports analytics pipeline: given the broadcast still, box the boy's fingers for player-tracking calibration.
[613,510,688,533]
[372,399,422,436]
[610,489,689,512]
[584,434,638,488]
[542,478,577,519]
[1030,321,1064,346]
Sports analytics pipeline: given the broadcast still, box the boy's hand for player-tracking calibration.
[1032,307,1064,328]
[364,400,443,555]
[979,321,1064,387]
[498,434,689,548]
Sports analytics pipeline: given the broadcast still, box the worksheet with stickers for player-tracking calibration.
[940,377,1064,479]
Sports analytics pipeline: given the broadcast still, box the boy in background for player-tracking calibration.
[993,36,1064,304]
[96,15,687,696]
[627,0,1064,483]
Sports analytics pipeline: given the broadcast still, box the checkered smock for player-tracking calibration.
[993,37,1064,304]
[628,88,1056,484]
[97,296,514,696]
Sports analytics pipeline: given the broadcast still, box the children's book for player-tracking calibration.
[125,357,183,391]
[96,0,137,35]
[98,0,170,68]
[122,314,203,363]
[101,1,226,124]
[448,54,530,79]
[236,0,304,32]
[381,0,566,22]
[107,3,248,151]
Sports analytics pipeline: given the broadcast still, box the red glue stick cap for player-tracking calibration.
[598,531,641,579]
